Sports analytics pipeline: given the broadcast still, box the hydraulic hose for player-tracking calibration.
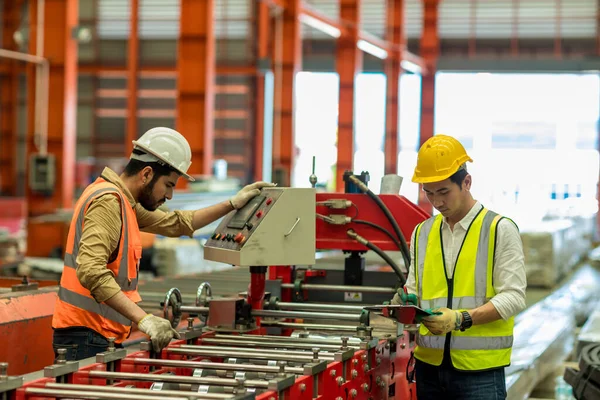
[347,229,406,286]
[352,219,403,253]
[349,175,411,277]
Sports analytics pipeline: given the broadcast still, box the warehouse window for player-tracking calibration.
[434,72,600,222]
[354,73,386,194]
[293,72,339,189]
[294,72,424,197]
[397,74,423,204]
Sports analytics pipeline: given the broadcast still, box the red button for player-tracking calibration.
[256,211,263,218]
[266,198,273,205]
[234,233,245,243]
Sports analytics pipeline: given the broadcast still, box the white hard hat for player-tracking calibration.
[131,127,194,181]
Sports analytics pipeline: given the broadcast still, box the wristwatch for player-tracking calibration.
[460,311,473,331]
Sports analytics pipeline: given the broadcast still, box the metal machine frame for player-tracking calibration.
[0,172,430,400]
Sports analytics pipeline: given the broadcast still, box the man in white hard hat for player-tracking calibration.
[52,127,275,360]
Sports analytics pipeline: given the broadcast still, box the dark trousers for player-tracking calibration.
[52,327,123,362]
[415,359,507,400]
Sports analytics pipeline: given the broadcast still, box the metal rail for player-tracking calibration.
[281,283,394,293]
[88,371,269,388]
[43,383,237,399]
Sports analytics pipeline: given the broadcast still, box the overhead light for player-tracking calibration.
[401,60,422,74]
[357,39,388,59]
[300,14,341,38]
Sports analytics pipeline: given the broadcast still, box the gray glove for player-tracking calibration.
[137,314,181,352]
[230,182,276,209]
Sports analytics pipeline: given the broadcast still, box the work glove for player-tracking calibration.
[230,182,277,209]
[421,307,462,335]
[390,288,418,306]
[137,314,181,352]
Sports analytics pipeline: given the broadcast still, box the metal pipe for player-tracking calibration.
[281,283,394,294]
[36,0,47,155]
[167,348,316,364]
[275,302,365,313]
[178,345,336,359]
[43,383,234,399]
[181,305,209,314]
[25,387,189,400]
[171,305,361,323]
[201,337,355,351]
[88,370,269,388]
[252,309,362,322]
[131,358,304,375]
[0,49,49,155]
[260,321,359,332]
[216,333,362,345]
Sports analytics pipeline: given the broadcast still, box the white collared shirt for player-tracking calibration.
[404,201,527,320]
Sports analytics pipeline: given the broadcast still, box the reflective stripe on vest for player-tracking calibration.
[58,287,131,326]
[414,208,515,370]
[62,187,136,290]
[416,333,513,350]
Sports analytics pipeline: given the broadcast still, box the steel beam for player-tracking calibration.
[25,0,78,215]
[253,0,270,182]
[175,0,216,178]
[272,0,301,186]
[335,0,362,191]
[126,0,139,155]
[0,0,19,195]
[418,0,440,214]
[384,0,405,175]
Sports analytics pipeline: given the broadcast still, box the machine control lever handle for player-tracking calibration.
[284,218,300,237]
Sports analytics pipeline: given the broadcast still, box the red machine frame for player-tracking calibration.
[5,191,429,400]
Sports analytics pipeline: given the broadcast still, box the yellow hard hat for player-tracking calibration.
[412,135,473,184]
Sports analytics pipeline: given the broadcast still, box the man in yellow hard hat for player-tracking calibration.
[391,135,526,399]
[52,127,275,360]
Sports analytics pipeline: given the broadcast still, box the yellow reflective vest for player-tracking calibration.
[414,206,514,371]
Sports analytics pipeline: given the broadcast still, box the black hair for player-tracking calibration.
[123,148,177,179]
[449,164,468,188]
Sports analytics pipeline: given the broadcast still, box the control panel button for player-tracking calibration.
[221,234,227,241]
[266,198,273,206]
[246,222,253,230]
[234,233,245,243]
[256,211,263,218]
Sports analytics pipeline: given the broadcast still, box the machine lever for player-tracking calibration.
[284,218,300,237]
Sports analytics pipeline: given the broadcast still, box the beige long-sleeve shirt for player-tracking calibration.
[75,167,195,303]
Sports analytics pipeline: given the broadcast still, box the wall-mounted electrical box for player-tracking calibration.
[29,153,56,194]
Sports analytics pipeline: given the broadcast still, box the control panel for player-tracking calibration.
[204,187,316,266]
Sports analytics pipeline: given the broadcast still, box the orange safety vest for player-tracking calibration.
[52,178,143,343]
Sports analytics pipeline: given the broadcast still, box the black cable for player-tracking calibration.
[353,219,403,254]
[364,240,405,286]
[355,234,405,286]
[349,177,411,276]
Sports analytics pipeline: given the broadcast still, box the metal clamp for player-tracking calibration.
[284,217,300,237]
[0,362,23,395]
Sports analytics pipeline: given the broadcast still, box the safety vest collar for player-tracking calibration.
[417,205,499,309]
